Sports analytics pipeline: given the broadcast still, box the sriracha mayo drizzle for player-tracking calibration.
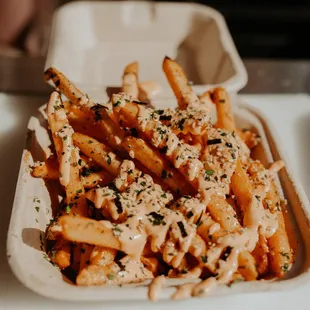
[107,94,283,299]
[171,165,280,299]
[89,161,197,270]
[133,104,205,182]
[268,160,285,176]
[169,106,211,135]
[148,275,166,302]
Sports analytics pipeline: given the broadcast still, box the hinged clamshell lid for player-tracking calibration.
[45,1,248,103]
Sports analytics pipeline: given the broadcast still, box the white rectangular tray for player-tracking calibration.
[45,1,247,102]
[7,102,310,301]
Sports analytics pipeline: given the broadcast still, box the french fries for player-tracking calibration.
[31,157,59,180]
[266,183,293,277]
[211,87,236,132]
[36,57,293,301]
[122,136,195,195]
[163,56,200,109]
[46,92,87,216]
[31,159,113,189]
[212,88,292,278]
[45,67,125,151]
[122,62,139,98]
[58,216,122,251]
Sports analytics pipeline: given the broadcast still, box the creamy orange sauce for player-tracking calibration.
[136,104,205,182]
[148,275,166,302]
[90,161,197,268]
[172,283,197,300]
[169,107,211,135]
[114,160,135,190]
[172,237,243,299]
[90,155,280,299]
[176,266,202,279]
[66,94,285,300]
[269,160,285,176]
[191,276,218,297]
[172,196,205,224]
[107,100,283,301]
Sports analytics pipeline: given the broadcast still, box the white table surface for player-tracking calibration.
[1,93,310,310]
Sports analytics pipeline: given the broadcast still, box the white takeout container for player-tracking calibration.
[45,1,248,102]
[7,102,310,301]
[7,0,310,303]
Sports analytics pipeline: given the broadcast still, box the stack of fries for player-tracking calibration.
[32,57,293,301]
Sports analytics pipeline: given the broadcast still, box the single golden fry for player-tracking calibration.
[230,160,270,275]
[162,57,199,109]
[267,183,293,277]
[44,67,84,104]
[122,62,139,98]
[231,160,252,213]
[46,92,87,216]
[72,132,121,176]
[58,215,121,250]
[211,87,236,132]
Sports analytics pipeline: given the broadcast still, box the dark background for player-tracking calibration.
[158,0,310,59]
[1,0,309,94]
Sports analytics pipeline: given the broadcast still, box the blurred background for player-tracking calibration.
[0,0,309,93]
[1,0,310,58]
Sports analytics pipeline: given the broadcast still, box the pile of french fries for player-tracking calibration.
[31,57,293,301]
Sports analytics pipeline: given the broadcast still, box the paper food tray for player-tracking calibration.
[45,1,248,102]
[7,103,310,301]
